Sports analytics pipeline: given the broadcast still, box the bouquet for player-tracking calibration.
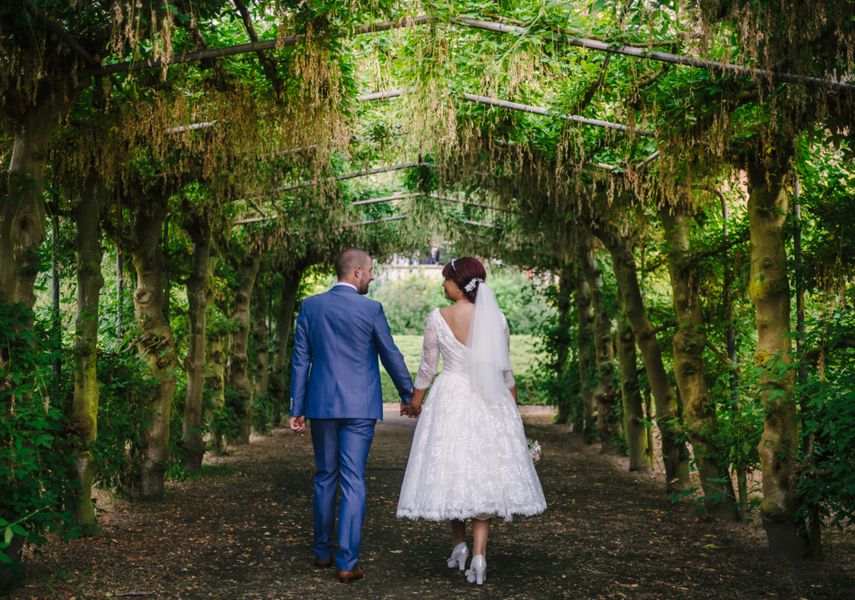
[526,438,543,465]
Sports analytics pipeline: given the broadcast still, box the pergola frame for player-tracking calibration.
[79,14,853,92]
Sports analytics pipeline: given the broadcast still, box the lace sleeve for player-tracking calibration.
[414,311,440,390]
[502,315,516,388]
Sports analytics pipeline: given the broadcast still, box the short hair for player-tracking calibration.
[335,248,371,279]
[441,257,487,302]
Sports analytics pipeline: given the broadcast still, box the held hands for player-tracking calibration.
[289,416,306,435]
[400,400,422,418]
[402,388,426,418]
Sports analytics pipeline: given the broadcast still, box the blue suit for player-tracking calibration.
[290,284,413,571]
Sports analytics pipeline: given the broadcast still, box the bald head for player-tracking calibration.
[335,248,371,279]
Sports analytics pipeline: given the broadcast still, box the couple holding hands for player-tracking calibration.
[289,248,546,586]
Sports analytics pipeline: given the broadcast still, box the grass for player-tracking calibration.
[381,335,545,405]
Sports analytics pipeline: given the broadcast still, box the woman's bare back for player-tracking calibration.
[439,302,475,345]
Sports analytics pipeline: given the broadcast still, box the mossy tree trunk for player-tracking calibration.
[131,194,178,500]
[579,230,619,452]
[661,206,738,519]
[720,192,748,515]
[205,292,228,456]
[746,162,806,558]
[250,283,270,427]
[229,252,261,444]
[553,267,577,427]
[181,214,212,475]
[592,221,691,492]
[0,84,80,309]
[575,260,598,443]
[616,315,651,471]
[68,178,105,533]
[272,267,303,425]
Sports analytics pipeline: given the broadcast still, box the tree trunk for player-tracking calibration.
[616,316,651,471]
[50,213,61,396]
[250,283,270,428]
[553,267,577,427]
[272,267,303,426]
[747,163,806,558]
[205,307,228,456]
[0,85,82,411]
[720,193,748,516]
[0,84,81,308]
[181,215,212,475]
[229,252,261,444]
[660,206,738,518]
[579,230,619,452]
[68,178,105,533]
[116,243,124,335]
[575,257,598,443]
[792,181,823,560]
[592,221,691,492]
[131,196,178,500]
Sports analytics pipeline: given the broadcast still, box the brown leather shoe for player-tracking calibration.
[336,564,364,584]
[314,557,333,569]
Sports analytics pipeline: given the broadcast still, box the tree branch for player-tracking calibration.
[24,1,99,67]
[570,55,611,115]
[233,0,283,96]
[801,336,855,364]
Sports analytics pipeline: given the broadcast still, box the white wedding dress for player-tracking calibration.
[397,307,547,522]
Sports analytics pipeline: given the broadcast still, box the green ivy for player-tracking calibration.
[0,301,71,565]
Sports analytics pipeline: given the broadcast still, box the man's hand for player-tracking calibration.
[289,416,306,434]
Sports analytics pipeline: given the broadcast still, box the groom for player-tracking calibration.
[289,248,414,583]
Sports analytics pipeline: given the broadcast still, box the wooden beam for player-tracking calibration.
[594,150,661,174]
[234,213,409,226]
[165,120,218,134]
[358,89,405,101]
[76,13,852,93]
[463,93,655,136]
[452,16,855,93]
[350,193,418,206]
[168,87,400,134]
[428,194,511,212]
[460,218,502,230]
[83,15,432,78]
[350,191,512,211]
[352,88,653,135]
[278,161,422,193]
[233,216,271,225]
[345,215,408,227]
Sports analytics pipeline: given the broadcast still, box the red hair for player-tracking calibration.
[441,257,487,303]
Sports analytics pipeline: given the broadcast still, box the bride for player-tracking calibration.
[396,257,546,585]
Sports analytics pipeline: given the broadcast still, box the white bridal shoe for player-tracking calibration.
[447,542,469,571]
[465,555,486,585]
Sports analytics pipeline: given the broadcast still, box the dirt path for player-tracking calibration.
[12,406,854,599]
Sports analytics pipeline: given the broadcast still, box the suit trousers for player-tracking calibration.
[309,418,376,571]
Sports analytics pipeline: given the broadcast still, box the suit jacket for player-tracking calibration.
[289,285,414,420]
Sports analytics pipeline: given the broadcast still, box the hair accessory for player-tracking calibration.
[464,277,483,293]
[451,258,457,272]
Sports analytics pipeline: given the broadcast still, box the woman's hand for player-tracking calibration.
[408,398,423,418]
[402,388,426,418]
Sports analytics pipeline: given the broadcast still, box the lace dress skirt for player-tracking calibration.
[396,366,547,522]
